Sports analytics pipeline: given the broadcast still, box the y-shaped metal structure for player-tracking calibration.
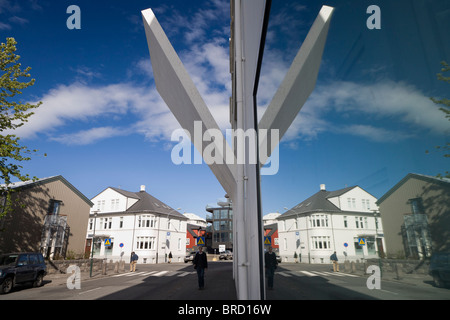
[142,1,333,300]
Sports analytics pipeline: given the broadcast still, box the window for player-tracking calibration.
[311,214,329,228]
[136,236,155,250]
[29,254,39,264]
[409,198,424,215]
[97,200,105,211]
[355,216,364,229]
[139,215,156,228]
[103,217,112,229]
[354,238,363,255]
[48,200,61,215]
[17,255,28,266]
[362,199,371,210]
[119,217,123,228]
[344,216,348,228]
[311,236,331,250]
[111,199,120,211]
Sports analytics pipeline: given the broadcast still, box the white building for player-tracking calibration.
[277,184,385,264]
[263,212,281,226]
[86,185,188,263]
[183,213,207,228]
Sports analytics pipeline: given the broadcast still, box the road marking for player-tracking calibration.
[141,271,159,276]
[278,272,293,277]
[322,271,346,277]
[79,287,102,295]
[152,271,169,277]
[380,289,399,295]
[300,271,318,277]
[111,270,197,278]
[177,271,192,277]
[125,271,147,277]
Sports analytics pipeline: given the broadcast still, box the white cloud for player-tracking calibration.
[282,80,449,143]
[12,81,176,144]
[12,0,446,148]
[51,127,128,145]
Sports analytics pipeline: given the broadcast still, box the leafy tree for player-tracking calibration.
[0,37,42,217]
[426,61,449,178]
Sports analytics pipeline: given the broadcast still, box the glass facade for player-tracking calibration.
[206,202,233,252]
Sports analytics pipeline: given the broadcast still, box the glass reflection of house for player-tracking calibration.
[377,173,450,259]
[206,197,233,253]
[278,184,384,263]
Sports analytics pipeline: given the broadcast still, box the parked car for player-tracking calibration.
[184,252,196,263]
[429,252,450,288]
[0,252,47,294]
[219,250,233,260]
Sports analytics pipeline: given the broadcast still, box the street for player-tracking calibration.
[266,263,450,300]
[1,261,449,301]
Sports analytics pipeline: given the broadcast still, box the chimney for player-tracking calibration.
[320,184,326,191]
[140,185,146,192]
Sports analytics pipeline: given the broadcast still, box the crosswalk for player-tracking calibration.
[110,269,359,280]
[277,270,360,278]
[112,270,197,278]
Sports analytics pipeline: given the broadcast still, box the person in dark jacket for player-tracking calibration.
[130,252,139,272]
[193,246,208,289]
[265,246,278,289]
[330,251,339,272]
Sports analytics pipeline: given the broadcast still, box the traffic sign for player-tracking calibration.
[104,238,112,246]
[197,237,205,246]
[344,242,348,247]
[119,243,124,248]
[358,238,366,246]
[264,236,271,245]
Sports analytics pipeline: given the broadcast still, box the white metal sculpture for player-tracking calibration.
[142,1,333,300]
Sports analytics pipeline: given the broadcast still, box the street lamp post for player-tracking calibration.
[89,210,99,277]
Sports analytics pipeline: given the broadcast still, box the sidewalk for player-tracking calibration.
[44,269,113,288]
[340,267,434,287]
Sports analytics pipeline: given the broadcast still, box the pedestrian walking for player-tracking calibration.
[130,251,139,272]
[168,251,173,263]
[265,246,278,289]
[330,251,339,272]
[193,246,208,289]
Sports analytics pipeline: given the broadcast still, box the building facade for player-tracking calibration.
[206,199,233,252]
[86,185,187,263]
[277,184,384,263]
[0,176,93,259]
[377,173,450,259]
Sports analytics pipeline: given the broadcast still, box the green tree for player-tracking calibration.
[426,61,450,178]
[0,37,42,217]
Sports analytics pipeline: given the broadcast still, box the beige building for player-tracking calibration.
[0,176,93,258]
[377,173,450,259]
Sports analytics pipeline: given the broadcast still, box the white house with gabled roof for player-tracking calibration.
[277,184,385,264]
[85,185,187,263]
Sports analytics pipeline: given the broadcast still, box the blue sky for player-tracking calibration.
[1,0,449,218]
